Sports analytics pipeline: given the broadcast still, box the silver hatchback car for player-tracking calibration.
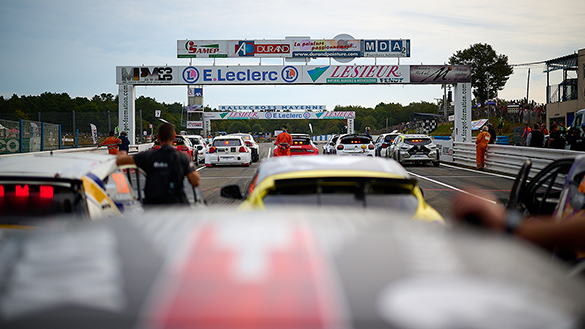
[390,134,440,167]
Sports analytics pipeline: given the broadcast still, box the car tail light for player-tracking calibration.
[337,145,344,150]
[368,144,375,150]
[0,185,3,197]
[181,146,188,151]
[239,146,249,153]
[40,185,54,198]
[209,146,217,153]
[15,185,29,197]
[245,141,252,147]
[152,145,160,150]
[382,143,387,148]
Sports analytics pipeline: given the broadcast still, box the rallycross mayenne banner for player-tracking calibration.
[203,111,356,120]
[116,65,470,86]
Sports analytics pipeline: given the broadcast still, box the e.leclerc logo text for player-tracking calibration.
[199,67,298,83]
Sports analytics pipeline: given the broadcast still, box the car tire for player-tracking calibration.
[433,161,440,167]
[396,152,401,164]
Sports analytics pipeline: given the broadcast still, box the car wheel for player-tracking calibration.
[433,161,440,167]
[396,152,401,164]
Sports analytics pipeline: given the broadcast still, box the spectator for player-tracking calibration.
[560,122,568,140]
[364,126,372,138]
[526,123,545,148]
[567,127,585,151]
[118,131,130,155]
[548,123,566,149]
[475,126,490,170]
[522,123,531,140]
[487,123,497,144]
[497,116,504,133]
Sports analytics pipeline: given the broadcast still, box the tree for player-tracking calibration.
[448,43,513,105]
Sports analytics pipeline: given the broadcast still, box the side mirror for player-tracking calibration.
[221,185,244,199]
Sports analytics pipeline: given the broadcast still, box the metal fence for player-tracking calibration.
[0,119,61,154]
[0,111,119,135]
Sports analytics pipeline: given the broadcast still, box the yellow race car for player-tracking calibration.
[221,155,444,224]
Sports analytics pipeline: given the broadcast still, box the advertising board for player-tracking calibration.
[203,111,355,120]
[410,65,471,84]
[362,40,410,57]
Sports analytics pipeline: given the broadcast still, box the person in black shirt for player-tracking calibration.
[116,123,200,205]
[567,127,585,151]
[118,131,130,155]
[526,123,544,148]
[547,123,565,149]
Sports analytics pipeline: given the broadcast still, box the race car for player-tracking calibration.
[220,155,444,224]
[289,133,319,156]
[205,135,252,167]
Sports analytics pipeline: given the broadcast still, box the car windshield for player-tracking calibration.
[188,138,201,145]
[214,139,241,147]
[262,177,419,213]
[405,138,432,145]
[0,180,86,224]
[340,136,371,144]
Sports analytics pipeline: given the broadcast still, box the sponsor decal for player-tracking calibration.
[324,65,404,84]
[182,67,199,84]
[235,41,291,56]
[410,65,471,83]
[186,41,220,55]
[307,66,329,82]
[202,68,280,82]
[265,112,272,119]
[120,67,173,84]
[281,66,298,83]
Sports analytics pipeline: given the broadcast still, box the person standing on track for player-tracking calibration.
[275,125,292,156]
[475,126,491,170]
[116,123,200,205]
[118,131,130,155]
[99,131,122,155]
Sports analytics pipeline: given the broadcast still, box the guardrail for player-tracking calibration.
[453,142,581,177]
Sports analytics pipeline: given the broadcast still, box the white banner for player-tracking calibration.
[203,111,355,120]
[186,121,203,129]
[90,124,98,144]
[116,65,410,85]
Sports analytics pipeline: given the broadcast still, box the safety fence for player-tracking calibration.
[0,119,61,154]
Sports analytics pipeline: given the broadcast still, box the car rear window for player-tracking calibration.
[405,138,431,145]
[0,180,86,223]
[262,177,419,212]
[385,135,397,142]
[214,139,241,147]
[173,138,186,146]
[292,138,311,145]
[188,138,201,145]
[340,136,371,145]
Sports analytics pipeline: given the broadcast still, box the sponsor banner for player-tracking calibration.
[218,105,326,111]
[308,65,410,84]
[409,65,471,84]
[186,121,203,129]
[177,40,230,58]
[188,88,203,97]
[229,40,292,58]
[116,65,413,85]
[203,111,355,120]
[362,39,410,57]
[291,39,361,58]
[186,105,203,112]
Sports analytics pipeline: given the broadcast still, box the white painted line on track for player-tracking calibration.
[438,162,517,180]
[408,170,498,204]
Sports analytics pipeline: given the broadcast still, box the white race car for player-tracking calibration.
[205,135,252,167]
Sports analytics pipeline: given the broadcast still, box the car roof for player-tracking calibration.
[291,133,310,138]
[255,155,409,183]
[0,153,118,180]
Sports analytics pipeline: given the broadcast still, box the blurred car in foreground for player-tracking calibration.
[289,133,319,156]
[334,133,375,156]
[228,133,260,162]
[0,153,143,227]
[1,207,584,329]
[390,134,440,167]
[184,134,208,164]
[205,135,252,167]
[153,135,198,163]
[221,155,444,223]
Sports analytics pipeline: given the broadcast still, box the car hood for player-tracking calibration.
[1,207,584,329]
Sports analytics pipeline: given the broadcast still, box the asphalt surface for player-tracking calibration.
[193,142,516,219]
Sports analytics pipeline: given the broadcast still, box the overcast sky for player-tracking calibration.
[1,0,583,110]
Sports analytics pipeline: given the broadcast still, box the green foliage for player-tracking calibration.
[448,43,513,105]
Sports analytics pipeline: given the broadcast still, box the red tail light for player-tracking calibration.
[16,185,29,197]
[209,146,217,153]
[245,141,252,146]
[181,146,188,151]
[152,145,160,150]
[40,186,54,199]
[239,146,248,153]
[0,185,4,197]
[368,144,375,149]
[337,145,344,150]
[382,143,387,148]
